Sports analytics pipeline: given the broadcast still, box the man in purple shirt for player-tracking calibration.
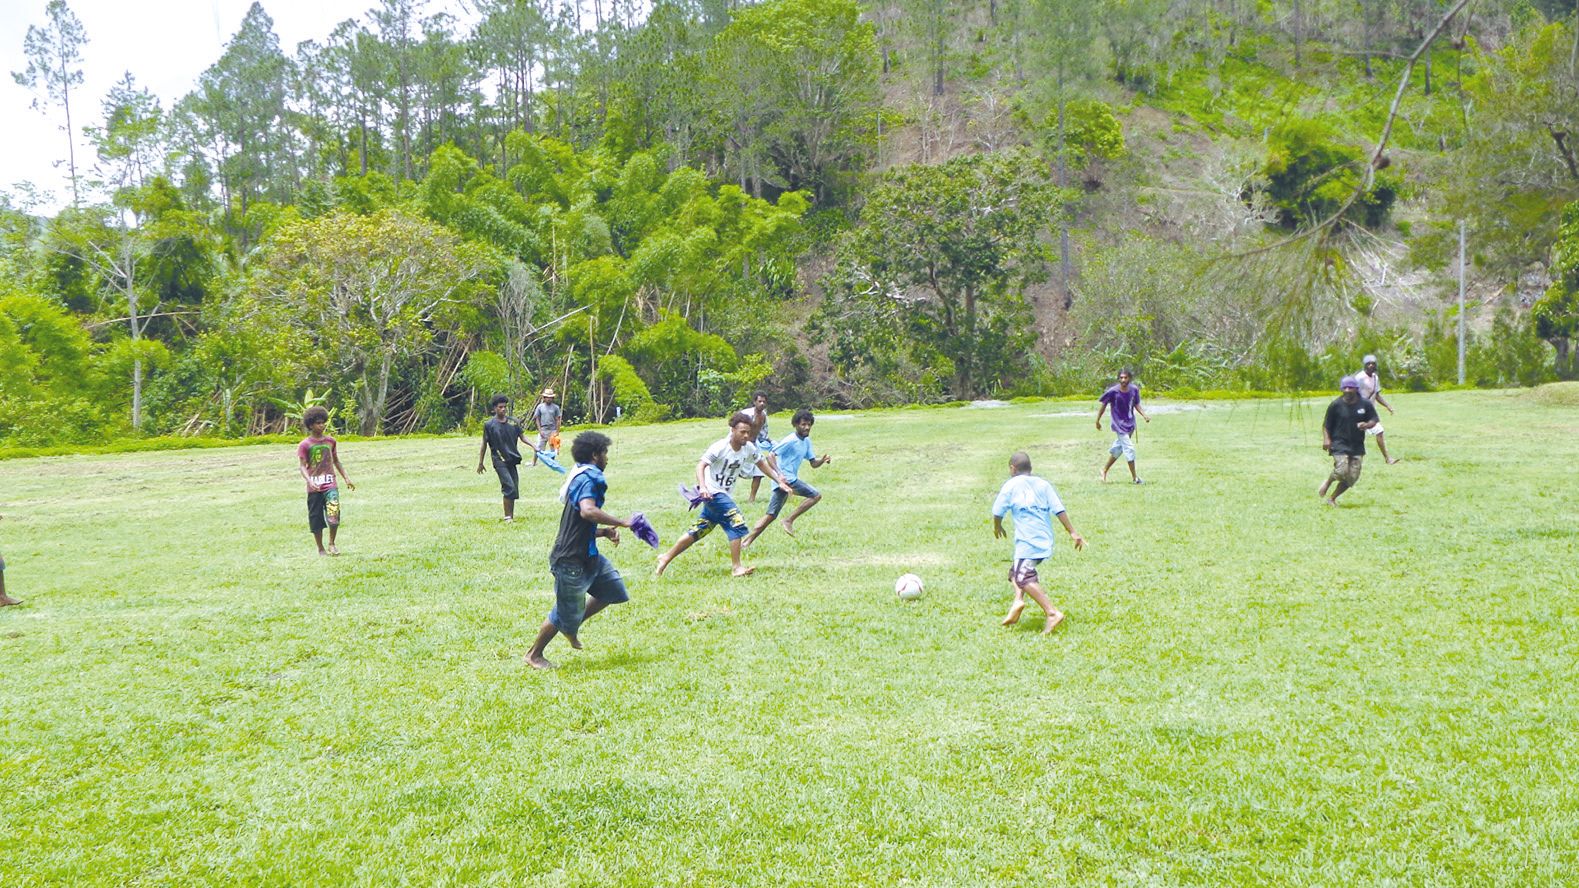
[1096,369,1150,483]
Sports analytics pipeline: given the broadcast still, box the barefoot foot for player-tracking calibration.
[1001,600,1027,627]
[1042,611,1065,635]
[731,565,756,577]
[327,545,340,556]
[781,520,797,537]
[567,634,583,650]
[1386,458,1400,465]
[525,653,557,670]
[655,555,670,576]
[0,594,21,607]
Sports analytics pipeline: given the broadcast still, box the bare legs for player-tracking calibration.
[727,539,753,576]
[780,494,820,537]
[1376,432,1399,464]
[0,570,17,607]
[743,495,821,546]
[1002,580,1063,634]
[655,534,696,575]
[1325,480,1353,507]
[656,533,753,577]
[526,597,611,669]
[1100,456,1138,482]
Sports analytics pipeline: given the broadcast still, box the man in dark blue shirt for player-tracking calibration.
[1319,376,1380,507]
[526,431,633,670]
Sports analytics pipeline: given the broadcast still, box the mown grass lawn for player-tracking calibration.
[2,389,1576,885]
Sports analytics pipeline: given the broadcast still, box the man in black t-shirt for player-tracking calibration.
[526,431,633,670]
[1319,376,1380,507]
[477,395,528,521]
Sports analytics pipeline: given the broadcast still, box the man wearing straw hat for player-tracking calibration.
[1353,354,1399,464]
[529,388,562,467]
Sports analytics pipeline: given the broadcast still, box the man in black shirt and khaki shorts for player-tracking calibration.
[1319,375,1381,507]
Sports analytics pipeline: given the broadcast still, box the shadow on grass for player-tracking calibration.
[567,647,664,673]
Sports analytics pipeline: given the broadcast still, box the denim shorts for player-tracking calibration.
[1109,434,1136,462]
[766,478,820,517]
[685,492,751,541]
[548,554,629,636]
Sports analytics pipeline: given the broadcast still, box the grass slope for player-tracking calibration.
[2,391,1576,885]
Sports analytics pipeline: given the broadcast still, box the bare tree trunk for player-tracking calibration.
[1361,1,1373,78]
[962,285,976,396]
[59,53,78,207]
[1057,93,1072,310]
[127,244,142,429]
[1550,128,1579,181]
[132,359,143,429]
[1553,337,1576,380]
[1292,0,1303,68]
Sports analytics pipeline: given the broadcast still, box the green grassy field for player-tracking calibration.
[2,390,1577,885]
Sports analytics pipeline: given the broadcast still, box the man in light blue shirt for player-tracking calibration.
[744,409,831,546]
[992,451,1086,634]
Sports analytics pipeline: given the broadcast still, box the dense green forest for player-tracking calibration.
[3,0,1579,445]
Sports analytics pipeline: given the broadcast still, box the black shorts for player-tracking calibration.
[494,459,520,500]
[307,489,341,532]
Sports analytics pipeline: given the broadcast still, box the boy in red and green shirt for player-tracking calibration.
[297,406,356,555]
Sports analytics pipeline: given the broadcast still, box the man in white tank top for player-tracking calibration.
[1354,355,1399,464]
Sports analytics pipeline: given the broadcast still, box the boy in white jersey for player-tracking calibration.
[656,412,792,577]
[992,451,1086,634]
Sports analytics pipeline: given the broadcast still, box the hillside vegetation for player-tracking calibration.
[4,0,1579,445]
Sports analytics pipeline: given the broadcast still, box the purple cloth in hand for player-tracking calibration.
[629,512,660,549]
[679,484,704,510]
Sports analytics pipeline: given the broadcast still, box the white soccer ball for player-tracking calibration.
[894,573,924,601]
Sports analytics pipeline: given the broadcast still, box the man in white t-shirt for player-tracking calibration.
[1354,355,1399,464]
[656,411,792,577]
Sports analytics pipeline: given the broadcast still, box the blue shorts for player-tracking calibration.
[766,478,820,517]
[685,492,751,541]
[548,554,629,636]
